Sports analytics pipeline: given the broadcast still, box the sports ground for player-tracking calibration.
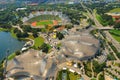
[31,20,58,27]
[27,15,61,27]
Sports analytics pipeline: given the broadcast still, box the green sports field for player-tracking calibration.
[27,15,60,23]
[36,20,53,26]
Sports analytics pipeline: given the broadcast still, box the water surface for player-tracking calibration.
[0,32,25,61]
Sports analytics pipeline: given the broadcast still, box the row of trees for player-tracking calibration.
[0,24,12,29]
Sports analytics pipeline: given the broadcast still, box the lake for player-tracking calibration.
[0,32,25,61]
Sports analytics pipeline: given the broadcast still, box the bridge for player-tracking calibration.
[97,27,113,30]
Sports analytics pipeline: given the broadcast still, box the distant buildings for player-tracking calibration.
[106,13,120,23]
[16,8,27,11]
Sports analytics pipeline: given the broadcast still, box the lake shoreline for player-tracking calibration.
[0,31,25,61]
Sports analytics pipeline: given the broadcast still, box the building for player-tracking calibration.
[61,30,100,60]
[106,13,120,22]
[5,49,43,79]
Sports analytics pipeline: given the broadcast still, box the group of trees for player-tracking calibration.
[65,24,74,30]
[0,24,12,29]
[86,3,120,15]
[16,32,29,38]
[0,4,33,27]
[13,25,41,38]
[0,61,4,79]
[85,3,120,26]
[20,25,41,32]
[99,14,114,26]
[40,43,50,53]
[0,8,19,26]
[93,60,106,75]
[13,28,29,38]
[114,23,120,29]
[56,32,64,40]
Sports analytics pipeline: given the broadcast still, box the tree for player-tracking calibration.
[114,23,120,29]
[0,24,12,29]
[0,62,4,79]
[107,54,115,60]
[65,24,73,30]
[21,25,32,32]
[102,14,114,26]
[98,73,104,80]
[16,31,29,38]
[93,60,106,74]
[116,52,120,59]
[33,32,38,38]
[56,71,62,80]
[56,32,64,40]
[13,28,20,33]
[87,18,95,25]
[40,43,49,53]
[15,50,21,55]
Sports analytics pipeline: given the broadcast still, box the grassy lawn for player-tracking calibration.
[8,53,16,60]
[111,34,120,42]
[56,70,81,80]
[69,72,80,80]
[34,37,44,49]
[113,62,120,67]
[91,78,96,80]
[110,29,120,34]
[94,9,108,26]
[96,13,108,26]
[27,15,60,23]
[109,8,120,13]
[0,28,9,32]
[109,30,120,42]
[36,20,53,26]
[10,28,17,38]
[28,35,34,39]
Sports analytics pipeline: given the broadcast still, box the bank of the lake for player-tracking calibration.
[0,32,25,61]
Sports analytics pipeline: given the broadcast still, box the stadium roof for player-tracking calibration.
[61,30,100,60]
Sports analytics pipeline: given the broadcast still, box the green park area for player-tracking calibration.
[83,61,92,77]
[96,13,108,26]
[109,29,120,43]
[0,28,8,32]
[91,78,96,80]
[109,8,120,13]
[69,72,80,80]
[10,28,17,38]
[36,20,53,26]
[94,9,114,26]
[8,53,16,60]
[27,15,60,23]
[34,37,44,49]
[94,9,107,26]
[56,70,81,80]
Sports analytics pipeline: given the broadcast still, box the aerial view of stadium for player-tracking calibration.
[0,0,120,80]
